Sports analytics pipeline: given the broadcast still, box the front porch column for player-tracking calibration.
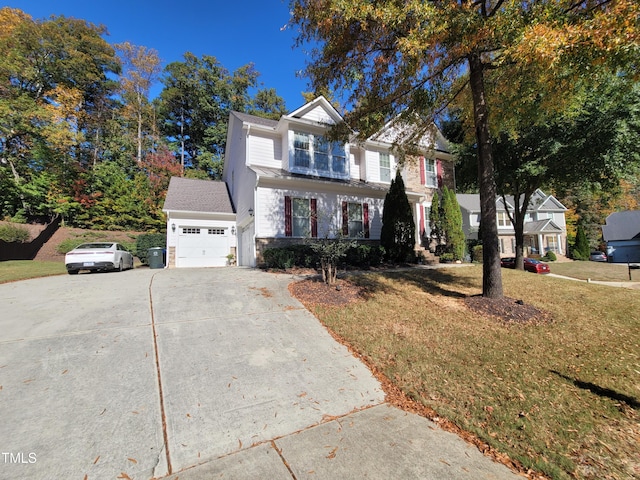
[557,233,563,254]
[538,234,544,255]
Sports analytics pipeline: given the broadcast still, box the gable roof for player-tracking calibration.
[524,219,564,234]
[163,177,235,214]
[457,190,566,213]
[287,96,343,125]
[230,111,279,130]
[602,210,640,241]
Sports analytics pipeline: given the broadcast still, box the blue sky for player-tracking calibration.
[4,0,313,111]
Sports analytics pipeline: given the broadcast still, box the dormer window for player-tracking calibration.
[290,131,349,179]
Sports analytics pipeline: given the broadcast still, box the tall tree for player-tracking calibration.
[290,0,639,298]
[0,8,119,218]
[157,53,286,178]
[380,169,416,262]
[116,41,162,164]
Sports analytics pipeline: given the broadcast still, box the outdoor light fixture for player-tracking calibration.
[171,223,176,232]
[248,208,254,217]
[231,226,236,235]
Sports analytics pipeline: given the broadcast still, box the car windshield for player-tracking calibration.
[527,259,541,264]
[76,243,113,249]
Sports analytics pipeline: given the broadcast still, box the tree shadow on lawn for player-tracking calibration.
[350,268,475,300]
[550,370,640,410]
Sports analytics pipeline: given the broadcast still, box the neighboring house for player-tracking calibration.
[457,189,568,256]
[163,177,236,267]
[602,210,640,263]
[162,96,455,268]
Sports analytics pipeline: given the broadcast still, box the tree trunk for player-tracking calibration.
[468,53,503,298]
[137,90,143,163]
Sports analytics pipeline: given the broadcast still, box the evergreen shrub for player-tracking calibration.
[136,233,166,264]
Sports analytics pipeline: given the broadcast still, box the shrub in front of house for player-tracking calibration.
[542,251,557,262]
[263,243,385,270]
[136,233,166,264]
[471,244,483,263]
[345,244,385,268]
[263,247,296,269]
[0,224,30,243]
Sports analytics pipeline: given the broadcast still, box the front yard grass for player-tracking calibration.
[303,266,639,479]
[0,260,67,284]
[550,261,639,282]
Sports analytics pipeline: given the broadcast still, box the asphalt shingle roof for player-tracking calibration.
[230,111,279,129]
[602,210,640,241]
[163,177,235,214]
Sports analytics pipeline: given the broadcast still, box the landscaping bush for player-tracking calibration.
[135,233,166,264]
[439,252,455,263]
[345,244,385,268]
[263,242,385,271]
[263,247,296,269]
[0,224,30,243]
[472,245,483,263]
[542,251,557,262]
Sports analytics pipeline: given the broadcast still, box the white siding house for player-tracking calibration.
[163,177,237,268]
[163,96,455,268]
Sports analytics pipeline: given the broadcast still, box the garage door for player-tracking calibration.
[177,227,230,267]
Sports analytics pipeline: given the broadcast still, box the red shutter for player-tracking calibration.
[436,158,443,188]
[310,198,317,238]
[419,156,425,185]
[363,203,370,238]
[342,201,349,236]
[284,196,292,237]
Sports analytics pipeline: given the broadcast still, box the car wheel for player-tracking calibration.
[68,270,78,275]
[118,258,124,272]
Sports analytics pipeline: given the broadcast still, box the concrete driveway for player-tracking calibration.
[0,267,521,479]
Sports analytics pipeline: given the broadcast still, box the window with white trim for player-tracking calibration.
[423,206,431,237]
[291,131,347,178]
[424,158,437,187]
[379,153,391,182]
[208,228,225,235]
[182,228,200,234]
[497,212,512,227]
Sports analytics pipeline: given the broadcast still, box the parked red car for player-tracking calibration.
[500,257,550,274]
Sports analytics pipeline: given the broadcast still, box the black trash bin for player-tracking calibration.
[147,247,164,269]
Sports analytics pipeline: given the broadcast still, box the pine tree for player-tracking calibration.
[441,187,466,261]
[573,224,590,260]
[381,170,416,263]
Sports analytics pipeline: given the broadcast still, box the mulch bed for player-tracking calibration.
[289,273,552,324]
[463,295,552,324]
[288,277,366,307]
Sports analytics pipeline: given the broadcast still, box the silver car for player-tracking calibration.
[65,242,135,275]
[589,251,607,262]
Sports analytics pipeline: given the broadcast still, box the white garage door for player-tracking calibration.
[177,227,230,267]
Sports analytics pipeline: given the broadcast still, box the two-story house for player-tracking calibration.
[163,96,454,268]
[456,189,568,257]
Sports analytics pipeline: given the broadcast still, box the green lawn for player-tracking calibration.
[0,260,67,284]
[303,266,640,480]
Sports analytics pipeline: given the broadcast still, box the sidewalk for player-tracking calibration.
[547,273,640,289]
